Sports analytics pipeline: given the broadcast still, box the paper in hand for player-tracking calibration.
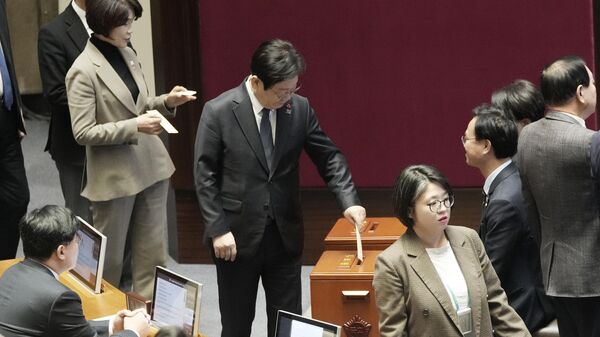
[179,90,197,96]
[147,110,178,134]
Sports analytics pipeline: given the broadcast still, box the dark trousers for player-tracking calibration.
[214,220,302,337]
[0,105,29,259]
[552,296,600,337]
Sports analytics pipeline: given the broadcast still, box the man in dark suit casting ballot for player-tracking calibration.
[0,205,150,337]
[194,39,366,337]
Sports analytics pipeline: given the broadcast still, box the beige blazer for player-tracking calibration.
[373,225,530,337]
[66,41,175,202]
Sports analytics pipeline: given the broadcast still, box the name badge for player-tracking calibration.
[457,307,472,335]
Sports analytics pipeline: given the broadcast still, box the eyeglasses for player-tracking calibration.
[460,135,477,145]
[426,196,455,213]
[273,85,301,100]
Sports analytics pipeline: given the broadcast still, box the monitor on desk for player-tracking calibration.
[275,310,341,337]
[151,266,203,337]
[69,216,107,294]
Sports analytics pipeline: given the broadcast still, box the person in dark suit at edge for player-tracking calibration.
[517,56,599,337]
[194,39,367,337]
[463,105,554,332]
[0,205,150,337]
[38,0,93,223]
[0,0,30,260]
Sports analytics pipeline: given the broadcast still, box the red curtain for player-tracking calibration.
[198,1,595,187]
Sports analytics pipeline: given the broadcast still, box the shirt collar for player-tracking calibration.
[71,1,93,36]
[29,258,60,280]
[483,159,512,195]
[554,111,586,128]
[245,77,267,114]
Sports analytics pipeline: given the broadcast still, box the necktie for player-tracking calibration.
[0,43,13,110]
[479,190,489,239]
[260,108,274,171]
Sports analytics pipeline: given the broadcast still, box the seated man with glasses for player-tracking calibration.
[462,105,554,333]
[0,205,150,337]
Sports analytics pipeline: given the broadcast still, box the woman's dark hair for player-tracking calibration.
[541,55,591,107]
[250,39,306,90]
[155,326,187,337]
[19,205,79,260]
[392,165,453,228]
[86,0,143,36]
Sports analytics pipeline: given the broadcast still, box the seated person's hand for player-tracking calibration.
[124,309,151,337]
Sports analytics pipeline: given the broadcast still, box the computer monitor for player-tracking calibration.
[275,310,341,337]
[69,216,107,294]
[151,266,203,337]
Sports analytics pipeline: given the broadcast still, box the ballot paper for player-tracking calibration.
[179,90,197,96]
[355,222,364,263]
[147,110,178,134]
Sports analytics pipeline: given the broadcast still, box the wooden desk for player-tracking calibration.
[0,259,206,337]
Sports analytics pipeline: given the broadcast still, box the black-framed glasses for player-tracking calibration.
[460,135,477,145]
[427,196,455,213]
[273,85,301,100]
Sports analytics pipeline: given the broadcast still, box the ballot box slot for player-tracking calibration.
[341,290,370,301]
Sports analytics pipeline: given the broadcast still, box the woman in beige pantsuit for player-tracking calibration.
[66,0,194,298]
[373,165,530,337]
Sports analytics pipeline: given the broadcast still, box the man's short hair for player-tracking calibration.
[540,55,591,106]
[87,0,143,36]
[250,39,306,90]
[473,104,518,159]
[491,79,545,123]
[19,205,79,260]
[392,165,453,228]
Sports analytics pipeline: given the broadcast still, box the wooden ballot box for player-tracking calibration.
[324,217,406,250]
[310,250,381,337]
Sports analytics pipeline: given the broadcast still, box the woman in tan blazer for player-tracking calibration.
[373,165,530,337]
[65,0,194,298]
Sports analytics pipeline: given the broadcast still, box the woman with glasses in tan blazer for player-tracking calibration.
[373,165,530,337]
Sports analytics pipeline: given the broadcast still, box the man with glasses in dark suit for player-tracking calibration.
[194,39,366,337]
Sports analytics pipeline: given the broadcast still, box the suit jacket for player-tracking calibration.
[194,81,360,258]
[479,162,554,331]
[0,259,136,337]
[0,0,24,134]
[66,40,175,202]
[38,2,88,163]
[516,111,600,297]
[373,226,530,337]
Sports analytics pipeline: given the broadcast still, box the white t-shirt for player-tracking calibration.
[426,242,470,311]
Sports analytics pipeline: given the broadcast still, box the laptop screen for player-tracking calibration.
[151,266,203,337]
[69,216,106,294]
[275,310,341,337]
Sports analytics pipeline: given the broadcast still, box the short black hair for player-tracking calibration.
[19,205,79,260]
[155,326,187,337]
[250,39,306,90]
[473,104,518,159]
[491,79,545,123]
[540,55,591,106]
[87,0,143,36]
[393,165,453,228]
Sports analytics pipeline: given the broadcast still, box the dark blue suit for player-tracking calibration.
[479,162,554,332]
[0,259,136,337]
